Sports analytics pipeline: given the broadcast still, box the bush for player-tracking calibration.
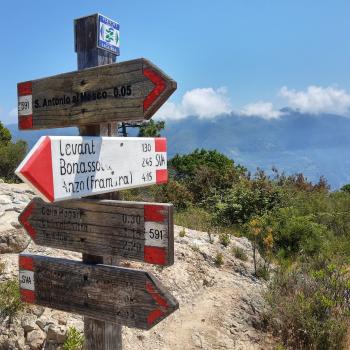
[213,180,283,225]
[256,265,270,280]
[267,208,328,260]
[214,252,224,267]
[266,262,350,349]
[232,246,248,261]
[0,279,23,322]
[155,180,193,210]
[0,140,27,182]
[179,227,186,237]
[174,207,213,232]
[169,149,246,205]
[63,327,84,350]
[219,233,230,247]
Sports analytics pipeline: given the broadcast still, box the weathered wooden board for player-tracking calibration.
[17,58,176,130]
[19,198,174,266]
[19,254,178,329]
[15,136,167,202]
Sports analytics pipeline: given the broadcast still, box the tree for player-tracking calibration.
[170,149,245,180]
[138,120,165,137]
[0,122,27,182]
[0,122,11,145]
[340,183,350,194]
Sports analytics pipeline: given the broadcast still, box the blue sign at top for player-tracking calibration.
[97,14,120,55]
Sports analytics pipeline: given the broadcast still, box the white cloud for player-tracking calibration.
[158,84,350,121]
[155,87,232,120]
[279,85,350,115]
[239,101,283,120]
[9,107,17,119]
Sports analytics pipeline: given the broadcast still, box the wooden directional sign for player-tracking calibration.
[15,136,167,202]
[19,254,178,329]
[17,58,176,130]
[19,198,174,266]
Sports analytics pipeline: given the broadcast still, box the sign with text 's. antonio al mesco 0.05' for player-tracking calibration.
[17,58,176,130]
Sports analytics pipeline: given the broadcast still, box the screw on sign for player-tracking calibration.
[15,136,168,202]
[19,198,174,266]
[19,254,178,330]
[17,58,176,130]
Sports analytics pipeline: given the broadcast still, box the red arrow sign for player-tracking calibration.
[19,254,178,329]
[17,58,176,130]
[15,136,168,202]
[19,198,174,266]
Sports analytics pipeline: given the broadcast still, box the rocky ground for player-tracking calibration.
[0,181,276,349]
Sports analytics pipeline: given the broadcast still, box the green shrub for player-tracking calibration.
[0,140,27,182]
[138,119,165,137]
[179,227,186,237]
[213,180,283,225]
[266,263,350,349]
[155,180,193,210]
[174,207,212,232]
[219,233,230,247]
[214,252,224,267]
[63,327,84,350]
[256,265,270,280]
[232,246,248,261]
[264,208,329,260]
[0,279,23,322]
[169,149,246,204]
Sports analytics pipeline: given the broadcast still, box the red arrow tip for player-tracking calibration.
[19,136,54,202]
[143,68,166,111]
[146,281,169,326]
[19,202,36,240]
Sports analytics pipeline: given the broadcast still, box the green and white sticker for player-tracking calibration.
[97,14,120,55]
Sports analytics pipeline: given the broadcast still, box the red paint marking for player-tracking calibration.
[146,281,169,308]
[144,246,167,265]
[19,115,33,130]
[156,169,168,184]
[20,136,54,202]
[143,68,166,111]
[144,204,167,222]
[17,81,32,96]
[147,309,164,326]
[20,289,36,304]
[19,256,34,271]
[146,280,169,326]
[19,202,36,239]
[155,138,167,152]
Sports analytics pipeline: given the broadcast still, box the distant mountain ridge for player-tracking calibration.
[6,110,350,189]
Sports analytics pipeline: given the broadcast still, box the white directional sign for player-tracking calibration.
[16,136,167,202]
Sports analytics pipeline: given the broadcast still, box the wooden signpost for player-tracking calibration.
[17,13,178,350]
[19,198,174,266]
[19,254,178,330]
[15,136,168,202]
[17,58,176,130]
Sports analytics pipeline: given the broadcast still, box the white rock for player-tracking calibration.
[21,315,37,333]
[26,329,45,350]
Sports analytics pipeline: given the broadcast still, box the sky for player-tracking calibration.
[1,0,350,124]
